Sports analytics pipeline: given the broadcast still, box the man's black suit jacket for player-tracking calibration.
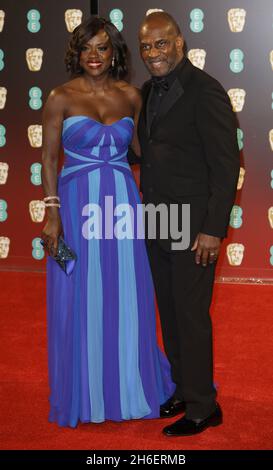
[138,58,240,250]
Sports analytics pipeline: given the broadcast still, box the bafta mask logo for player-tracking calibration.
[227,243,245,266]
[26,48,43,71]
[30,162,42,185]
[270,51,273,71]
[268,207,273,229]
[0,87,7,110]
[146,9,164,16]
[269,130,273,151]
[228,88,246,112]
[230,205,243,229]
[0,236,10,258]
[109,9,124,32]
[28,125,42,147]
[65,9,83,33]
[0,161,8,184]
[237,167,245,190]
[188,49,206,70]
[0,199,7,221]
[0,10,5,32]
[29,200,45,223]
[228,8,246,33]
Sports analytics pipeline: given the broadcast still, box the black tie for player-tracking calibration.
[151,77,169,92]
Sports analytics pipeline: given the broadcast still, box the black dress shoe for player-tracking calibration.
[163,403,223,436]
[160,396,185,418]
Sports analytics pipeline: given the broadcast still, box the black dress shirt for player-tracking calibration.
[146,57,187,133]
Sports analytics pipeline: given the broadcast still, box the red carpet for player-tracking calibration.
[0,272,272,450]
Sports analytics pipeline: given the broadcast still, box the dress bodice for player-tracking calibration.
[60,116,134,185]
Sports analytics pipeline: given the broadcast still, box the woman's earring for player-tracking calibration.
[111,56,115,68]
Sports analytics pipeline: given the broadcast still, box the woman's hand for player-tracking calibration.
[41,215,64,257]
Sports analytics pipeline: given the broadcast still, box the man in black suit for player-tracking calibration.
[138,12,240,436]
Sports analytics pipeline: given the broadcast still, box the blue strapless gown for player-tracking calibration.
[46,115,175,427]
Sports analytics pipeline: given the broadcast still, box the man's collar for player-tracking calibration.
[151,56,187,91]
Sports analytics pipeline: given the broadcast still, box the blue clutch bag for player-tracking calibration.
[40,236,77,275]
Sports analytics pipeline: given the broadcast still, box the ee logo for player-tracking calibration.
[230,205,243,229]
[0,49,4,71]
[30,163,42,185]
[32,237,45,260]
[0,199,7,222]
[29,87,42,110]
[109,9,123,31]
[270,247,273,266]
[237,128,244,150]
[0,124,6,147]
[190,9,204,33]
[27,9,41,33]
[230,49,244,73]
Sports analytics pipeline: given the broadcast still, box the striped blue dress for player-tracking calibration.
[46,115,175,427]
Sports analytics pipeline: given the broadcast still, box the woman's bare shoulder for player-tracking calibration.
[49,78,81,98]
[45,78,81,112]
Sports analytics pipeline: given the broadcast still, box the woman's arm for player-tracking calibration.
[130,87,142,157]
[125,86,143,164]
[41,88,65,256]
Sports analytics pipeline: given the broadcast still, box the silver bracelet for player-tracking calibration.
[45,203,61,208]
[43,196,60,202]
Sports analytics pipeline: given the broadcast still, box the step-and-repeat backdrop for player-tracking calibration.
[0,0,272,280]
[0,0,91,271]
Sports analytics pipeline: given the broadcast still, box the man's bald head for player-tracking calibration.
[139,11,184,77]
[139,11,181,38]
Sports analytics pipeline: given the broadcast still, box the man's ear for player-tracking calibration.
[176,35,184,52]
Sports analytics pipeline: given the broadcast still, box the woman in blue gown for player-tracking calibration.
[41,16,174,428]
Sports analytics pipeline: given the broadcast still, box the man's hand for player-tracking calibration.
[191,233,221,266]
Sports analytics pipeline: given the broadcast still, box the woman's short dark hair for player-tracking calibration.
[65,16,128,80]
